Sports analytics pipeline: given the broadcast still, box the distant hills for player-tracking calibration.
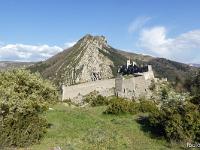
[27,34,199,86]
[189,64,200,68]
[0,61,34,71]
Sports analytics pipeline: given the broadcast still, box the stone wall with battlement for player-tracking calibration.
[62,67,156,102]
[142,71,155,80]
[115,75,151,99]
[62,79,115,101]
[115,69,155,99]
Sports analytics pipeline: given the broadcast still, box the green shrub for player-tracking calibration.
[148,100,200,142]
[184,70,200,96]
[149,80,156,91]
[190,95,200,106]
[0,69,58,147]
[127,101,140,114]
[0,112,48,147]
[91,95,109,107]
[139,100,158,113]
[104,97,140,115]
[84,93,109,107]
[104,98,130,115]
[161,88,169,100]
[104,97,158,115]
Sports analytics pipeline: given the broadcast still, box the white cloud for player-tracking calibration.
[64,41,77,48]
[128,16,151,34]
[138,26,200,63]
[0,39,77,62]
[0,44,63,62]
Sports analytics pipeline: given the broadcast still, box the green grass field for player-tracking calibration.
[30,103,183,150]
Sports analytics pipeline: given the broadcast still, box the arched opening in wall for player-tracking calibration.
[124,89,125,93]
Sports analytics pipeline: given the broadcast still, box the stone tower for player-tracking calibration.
[148,65,152,71]
[127,59,131,68]
[132,61,137,66]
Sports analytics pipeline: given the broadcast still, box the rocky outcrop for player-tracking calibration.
[33,34,119,86]
[73,35,114,84]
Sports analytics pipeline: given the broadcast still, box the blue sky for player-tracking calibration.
[0,0,200,63]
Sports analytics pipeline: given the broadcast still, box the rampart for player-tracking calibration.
[62,79,115,101]
[62,64,156,102]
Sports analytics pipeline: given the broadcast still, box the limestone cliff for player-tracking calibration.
[72,35,114,84]
[29,34,127,85]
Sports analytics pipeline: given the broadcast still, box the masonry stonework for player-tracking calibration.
[115,72,154,99]
[62,79,115,102]
[62,63,158,103]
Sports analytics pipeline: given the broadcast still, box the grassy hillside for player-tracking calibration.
[0,61,34,71]
[118,50,199,81]
[30,103,182,150]
[148,58,197,81]
[28,46,77,84]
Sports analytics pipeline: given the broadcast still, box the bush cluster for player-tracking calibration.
[91,95,109,107]
[104,98,133,115]
[84,93,109,107]
[0,69,58,147]
[147,71,200,142]
[148,100,200,142]
[184,70,200,96]
[104,97,157,115]
[139,100,158,113]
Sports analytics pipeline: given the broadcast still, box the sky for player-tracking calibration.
[0,0,200,63]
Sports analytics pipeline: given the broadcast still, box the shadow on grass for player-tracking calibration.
[136,115,165,139]
[136,115,186,150]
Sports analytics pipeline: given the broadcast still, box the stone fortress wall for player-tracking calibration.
[62,60,159,103]
[115,65,154,99]
[114,61,155,99]
[62,79,115,101]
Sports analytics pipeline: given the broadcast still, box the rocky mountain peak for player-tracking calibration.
[77,34,108,49]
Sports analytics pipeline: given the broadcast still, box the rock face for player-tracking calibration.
[29,34,126,86]
[72,35,114,84]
